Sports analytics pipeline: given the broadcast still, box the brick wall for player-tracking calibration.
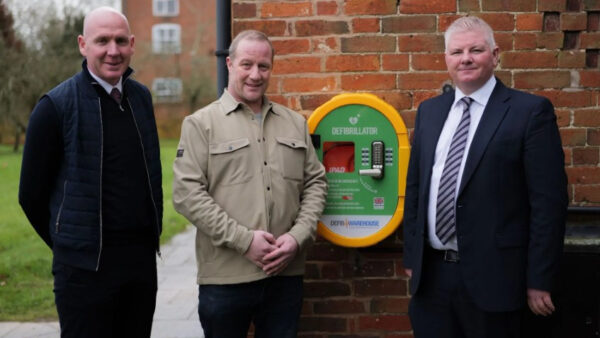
[232,0,600,336]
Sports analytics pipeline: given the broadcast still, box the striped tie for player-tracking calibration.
[436,97,473,244]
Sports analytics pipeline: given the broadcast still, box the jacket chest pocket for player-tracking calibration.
[275,137,307,181]
[209,138,253,186]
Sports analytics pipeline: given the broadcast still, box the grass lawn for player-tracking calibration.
[0,139,189,321]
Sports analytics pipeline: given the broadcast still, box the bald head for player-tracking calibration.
[83,7,130,37]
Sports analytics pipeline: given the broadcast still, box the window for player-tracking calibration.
[152,78,183,102]
[152,24,181,54]
[153,0,179,16]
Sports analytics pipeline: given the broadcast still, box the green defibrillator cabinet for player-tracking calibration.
[308,93,410,247]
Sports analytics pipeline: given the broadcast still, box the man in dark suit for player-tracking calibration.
[403,16,567,338]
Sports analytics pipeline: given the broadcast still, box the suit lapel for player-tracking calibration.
[458,79,511,195]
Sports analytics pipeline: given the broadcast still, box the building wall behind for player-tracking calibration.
[232,0,599,336]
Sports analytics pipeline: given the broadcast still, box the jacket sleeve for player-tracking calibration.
[286,122,328,250]
[172,115,254,255]
[402,104,423,270]
[18,96,62,248]
[524,97,568,292]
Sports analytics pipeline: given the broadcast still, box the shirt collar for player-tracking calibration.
[87,70,123,96]
[221,89,275,116]
[453,75,496,108]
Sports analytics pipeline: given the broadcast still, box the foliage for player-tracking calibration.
[0,3,83,151]
[0,140,189,321]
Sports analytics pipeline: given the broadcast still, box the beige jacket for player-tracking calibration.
[173,90,328,285]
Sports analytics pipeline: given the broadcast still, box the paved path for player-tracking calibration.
[0,226,204,338]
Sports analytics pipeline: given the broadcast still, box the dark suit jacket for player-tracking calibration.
[403,78,568,312]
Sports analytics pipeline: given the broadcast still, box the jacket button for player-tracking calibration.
[267,187,271,191]
[264,161,267,165]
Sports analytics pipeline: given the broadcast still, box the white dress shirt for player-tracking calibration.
[87,69,123,96]
[427,76,496,250]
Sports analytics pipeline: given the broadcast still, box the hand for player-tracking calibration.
[244,230,277,268]
[527,288,555,316]
[262,234,299,276]
[404,268,413,278]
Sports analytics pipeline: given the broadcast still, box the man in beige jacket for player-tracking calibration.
[173,30,328,338]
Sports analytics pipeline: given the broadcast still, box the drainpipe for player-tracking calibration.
[216,0,231,97]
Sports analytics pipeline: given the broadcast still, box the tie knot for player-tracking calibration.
[110,88,122,103]
[460,97,473,110]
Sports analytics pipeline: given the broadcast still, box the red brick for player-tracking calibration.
[561,12,588,31]
[439,14,463,32]
[589,12,600,31]
[304,281,352,298]
[482,0,535,11]
[590,129,600,145]
[564,146,573,165]
[353,18,381,33]
[558,51,586,68]
[556,109,571,127]
[345,0,398,15]
[233,20,287,37]
[400,0,456,13]
[401,110,417,128]
[298,316,348,333]
[307,242,349,261]
[516,71,571,89]
[261,2,312,18]
[573,147,600,165]
[321,262,343,279]
[312,37,338,53]
[341,74,396,90]
[411,53,446,71]
[514,33,537,49]
[268,94,287,106]
[580,70,600,87]
[413,91,441,109]
[496,71,513,87]
[283,76,337,93]
[375,91,413,111]
[501,51,558,69]
[516,13,543,31]
[371,297,411,313]
[384,334,414,338]
[459,0,481,11]
[560,128,588,146]
[494,33,513,52]
[567,167,600,184]
[382,54,409,71]
[358,315,412,331]
[354,279,408,296]
[534,90,593,108]
[574,109,600,127]
[296,20,349,36]
[537,32,564,49]
[382,16,437,33]
[272,38,311,55]
[300,94,335,110]
[274,56,321,75]
[545,12,561,31]
[584,0,600,10]
[267,76,281,94]
[398,34,445,52]
[326,55,380,72]
[342,36,396,52]
[314,300,367,314]
[477,13,515,31]
[581,32,600,48]
[539,0,567,11]
[573,184,600,204]
[341,261,395,278]
[233,3,256,18]
[399,73,450,90]
[304,263,320,279]
[317,1,338,15]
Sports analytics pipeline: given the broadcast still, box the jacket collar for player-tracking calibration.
[220,89,276,116]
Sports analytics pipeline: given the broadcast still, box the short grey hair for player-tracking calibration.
[444,16,496,52]
[228,30,274,61]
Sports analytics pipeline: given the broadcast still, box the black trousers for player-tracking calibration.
[52,243,157,338]
[409,247,521,338]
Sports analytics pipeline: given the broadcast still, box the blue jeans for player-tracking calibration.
[198,275,303,338]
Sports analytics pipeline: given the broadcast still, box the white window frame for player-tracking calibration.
[153,0,179,17]
[152,77,183,103]
[152,24,181,54]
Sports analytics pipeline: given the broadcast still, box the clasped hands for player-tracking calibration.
[244,230,298,276]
